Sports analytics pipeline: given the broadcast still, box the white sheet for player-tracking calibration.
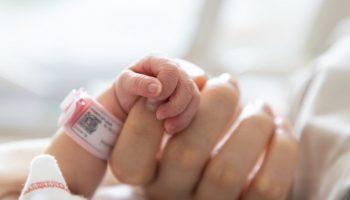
[291,35,350,200]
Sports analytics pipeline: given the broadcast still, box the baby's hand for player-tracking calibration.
[115,56,200,134]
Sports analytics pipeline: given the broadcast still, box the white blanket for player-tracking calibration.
[291,35,350,200]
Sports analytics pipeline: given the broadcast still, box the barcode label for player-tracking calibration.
[78,111,102,134]
[71,103,121,156]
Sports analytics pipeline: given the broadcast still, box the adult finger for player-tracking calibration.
[110,58,207,185]
[195,102,275,200]
[242,117,299,200]
[109,98,163,185]
[146,74,240,199]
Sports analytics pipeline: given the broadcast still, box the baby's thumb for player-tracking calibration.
[119,70,162,98]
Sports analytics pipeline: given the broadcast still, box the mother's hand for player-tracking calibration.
[109,71,298,200]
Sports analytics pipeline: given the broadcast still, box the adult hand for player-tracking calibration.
[109,63,299,200]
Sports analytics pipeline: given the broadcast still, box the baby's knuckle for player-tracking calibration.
[133,75,148,90]
[186,80,196,92]
[163,64,180,78]
[144,54,161,64]
[118,70,129,83]
[170,99,185,111]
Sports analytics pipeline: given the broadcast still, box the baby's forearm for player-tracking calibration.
[45,85,126,197]
[45,131,106,197]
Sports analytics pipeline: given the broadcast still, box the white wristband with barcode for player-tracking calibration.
[58,88,123,160]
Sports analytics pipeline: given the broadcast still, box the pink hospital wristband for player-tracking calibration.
[58,88,123,160]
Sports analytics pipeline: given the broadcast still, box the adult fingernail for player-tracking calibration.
[252,100,273,117]
[239,100,271,120]
[145,99,157,111]
[274,116,293,133]
[145,98,162,112]
[219,73,238,88]
[148,83,161,95]
[274,116,284,127]
[208,73,239,91]
[239,103,258,120]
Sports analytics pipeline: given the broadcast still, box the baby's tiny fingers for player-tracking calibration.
[131,56,180,101]
[156,79,197,120]
[119,70,162,98]
[163,92,200,134]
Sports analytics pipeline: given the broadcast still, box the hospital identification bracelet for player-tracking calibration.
[58,88,123,160]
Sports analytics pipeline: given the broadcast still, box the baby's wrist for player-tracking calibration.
[58,86,125,160]
[96,84,127,122]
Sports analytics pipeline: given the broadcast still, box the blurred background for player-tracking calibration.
[1,0,349,143]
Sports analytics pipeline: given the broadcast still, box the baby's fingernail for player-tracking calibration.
[148,83,161,95]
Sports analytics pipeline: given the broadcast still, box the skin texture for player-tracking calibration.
[34,56,299,199]
[241,117,299,200]
[195,103,275,200]
[45,56,204,198]
[145,74,240,199]
[116,56,201,134]
[110,60,207,186]
[45,85,125,197]
[110,74,299,200]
